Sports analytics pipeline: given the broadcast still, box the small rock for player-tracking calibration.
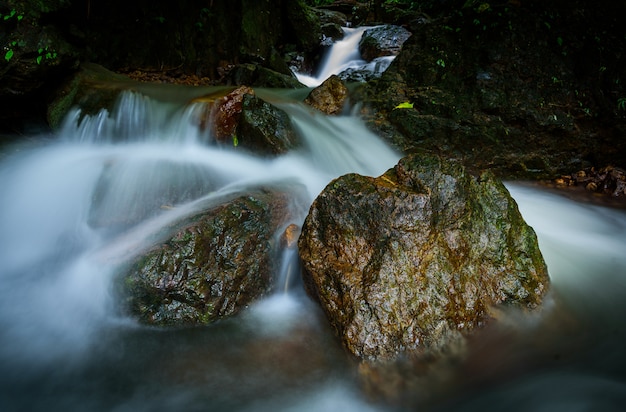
[304,75,348,115]
[280,224,301,249]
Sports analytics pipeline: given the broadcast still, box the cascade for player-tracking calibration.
[295,26,395,87]
[0,29,625,412]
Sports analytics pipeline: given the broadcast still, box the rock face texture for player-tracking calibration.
[238,93,301,155]
[119,188,295,326]
[303,75,349,115]
[358,25,412,62]
[298,153,549,361]
[195,86,300,155]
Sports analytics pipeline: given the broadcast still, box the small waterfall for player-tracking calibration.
[1,24,625,412]
[59,91,211,145]
[296,26,395,87]
[0,88,401,368]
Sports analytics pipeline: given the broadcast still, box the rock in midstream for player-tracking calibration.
[298,152,550,361]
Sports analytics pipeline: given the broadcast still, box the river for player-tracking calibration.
[0,27,625,412]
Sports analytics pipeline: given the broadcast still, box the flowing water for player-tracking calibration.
[0,87,400,412]
[1,28,626,412]
[295,26,394,87]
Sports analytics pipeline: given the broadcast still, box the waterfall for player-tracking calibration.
[1,31,626,412]
[0,88,401,366]
[295,26,395,87]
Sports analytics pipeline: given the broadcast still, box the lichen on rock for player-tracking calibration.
[298,152,550,361]
[118,188,297,326]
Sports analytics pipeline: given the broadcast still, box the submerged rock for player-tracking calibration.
[338,56,395,83]
[47,63,133,130]
[88,159,221,229]
[298,152,549,361]
[303,74,349,115]
[118,188,298,326]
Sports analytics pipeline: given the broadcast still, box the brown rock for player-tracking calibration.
[303,75,348,115]
[280,224,301,249]
[211,86,256,141]
[119,188,294,326]
[298,153,550,361]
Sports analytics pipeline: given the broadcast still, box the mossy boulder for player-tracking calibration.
[298,152,550,361]
[119,188,296,326]
[46,63,133,129]
[237,94,301,155]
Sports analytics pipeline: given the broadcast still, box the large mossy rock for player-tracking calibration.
[238,93,301,155]
[298,153,550,361]
[119,188,295,326]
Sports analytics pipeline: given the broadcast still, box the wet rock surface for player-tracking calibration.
[118,188,296,326]
[46,63,132,130]
[195,86,300,155]
[298,152,550,361]
[237,93,301,155]
[358,24,412,62]
[303,74,349,115]
[554,165,626,198]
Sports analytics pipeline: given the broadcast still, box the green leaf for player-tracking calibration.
[394,102,414,110]
[36,55,42,64]
[232,135,239,147]
[5,49,14,62]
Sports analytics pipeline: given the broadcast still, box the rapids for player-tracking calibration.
[1,26,625,412]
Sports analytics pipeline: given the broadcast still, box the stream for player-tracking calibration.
[1,27,625,412]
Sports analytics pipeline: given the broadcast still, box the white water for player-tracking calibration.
[296,26,395,87]
[446,184,626,411]
[1,34,626,412]
[0,90,400,363]
[0,89,402,411]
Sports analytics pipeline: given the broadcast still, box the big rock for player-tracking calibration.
[118,188,296,326]
[298,153,550,361]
